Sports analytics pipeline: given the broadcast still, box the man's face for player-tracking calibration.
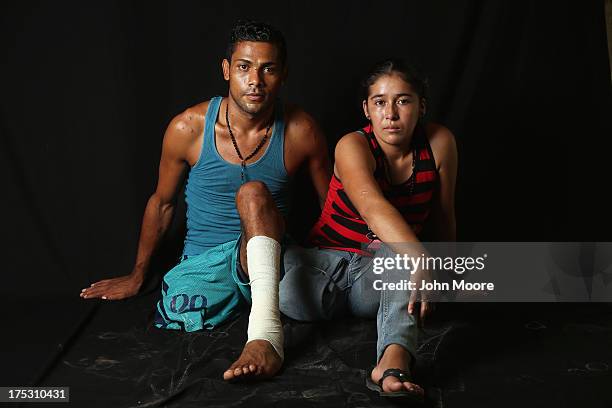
[223,41,285,116]
[363,73,425,147]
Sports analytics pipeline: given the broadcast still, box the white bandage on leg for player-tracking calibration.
[246,235,284,361]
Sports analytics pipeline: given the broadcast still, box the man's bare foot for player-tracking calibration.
[223,339,282,381]
[371,344,424,396]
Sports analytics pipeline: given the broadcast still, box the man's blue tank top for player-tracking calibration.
[182,96,290,256]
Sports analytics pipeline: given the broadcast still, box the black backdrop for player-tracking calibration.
[1,0,611,302]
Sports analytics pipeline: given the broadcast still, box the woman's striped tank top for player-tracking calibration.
[308,124,438,255]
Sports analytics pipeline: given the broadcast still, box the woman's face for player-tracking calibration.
[363,73,424,148]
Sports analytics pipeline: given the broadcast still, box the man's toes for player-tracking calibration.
[234,367,243,377]
[223,369,235,381]
[241,366,250,375]
[249,364,256,372]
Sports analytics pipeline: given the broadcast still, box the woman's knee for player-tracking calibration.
[349,280,380,318]
[279,247,349,321]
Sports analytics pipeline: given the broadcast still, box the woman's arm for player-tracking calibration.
[335,132,432,322]
[335,133,420,243]
[425,123,458,242]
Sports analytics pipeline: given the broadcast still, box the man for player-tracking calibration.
[80,20,331,381]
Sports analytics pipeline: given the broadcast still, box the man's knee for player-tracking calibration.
[236,181,272,208]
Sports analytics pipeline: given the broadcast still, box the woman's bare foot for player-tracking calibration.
[371,344,424,395]
[223,339,282,381]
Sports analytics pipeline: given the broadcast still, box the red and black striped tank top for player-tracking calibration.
[308,124,438,255]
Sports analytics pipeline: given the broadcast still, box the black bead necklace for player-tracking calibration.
[225,102,273,182]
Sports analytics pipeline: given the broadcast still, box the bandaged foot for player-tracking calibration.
[223,236,283,381]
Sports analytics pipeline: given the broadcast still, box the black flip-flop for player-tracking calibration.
[366,367,424,403]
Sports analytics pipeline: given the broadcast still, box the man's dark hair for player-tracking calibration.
[361,58,428,100]
[226,20,287,67]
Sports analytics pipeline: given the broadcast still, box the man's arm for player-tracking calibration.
[81,111,198,300]
[304,117,332,208]
[284,107,331,207]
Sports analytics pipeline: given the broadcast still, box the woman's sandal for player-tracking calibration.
[366,367,424,403]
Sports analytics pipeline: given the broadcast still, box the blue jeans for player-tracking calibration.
[280,245,418,362]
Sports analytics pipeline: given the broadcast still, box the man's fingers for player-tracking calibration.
[87,283,109,292]
[87,278,122,291]
[82,288,113,300]
[101,286,133,301]
[104,291,126,301]
[82,290,104,299]
[90,279,111,287]
[81,276,137,300]
[81,284,110,298]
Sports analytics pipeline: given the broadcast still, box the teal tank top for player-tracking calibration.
[182,96,290,256]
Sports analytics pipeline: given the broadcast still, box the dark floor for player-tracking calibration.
[3,292,612,408]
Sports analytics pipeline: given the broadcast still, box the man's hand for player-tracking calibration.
[80,273,143,300]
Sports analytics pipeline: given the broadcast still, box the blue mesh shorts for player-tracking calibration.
[154,238,251,331]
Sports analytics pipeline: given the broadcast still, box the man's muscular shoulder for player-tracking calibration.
[283,103,324,153]
[163,100,210,165]
[285,104,321,144]
[166,101,208,144]
[282,103,327,173]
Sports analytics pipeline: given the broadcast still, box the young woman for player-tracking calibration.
[280,59,457,400]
